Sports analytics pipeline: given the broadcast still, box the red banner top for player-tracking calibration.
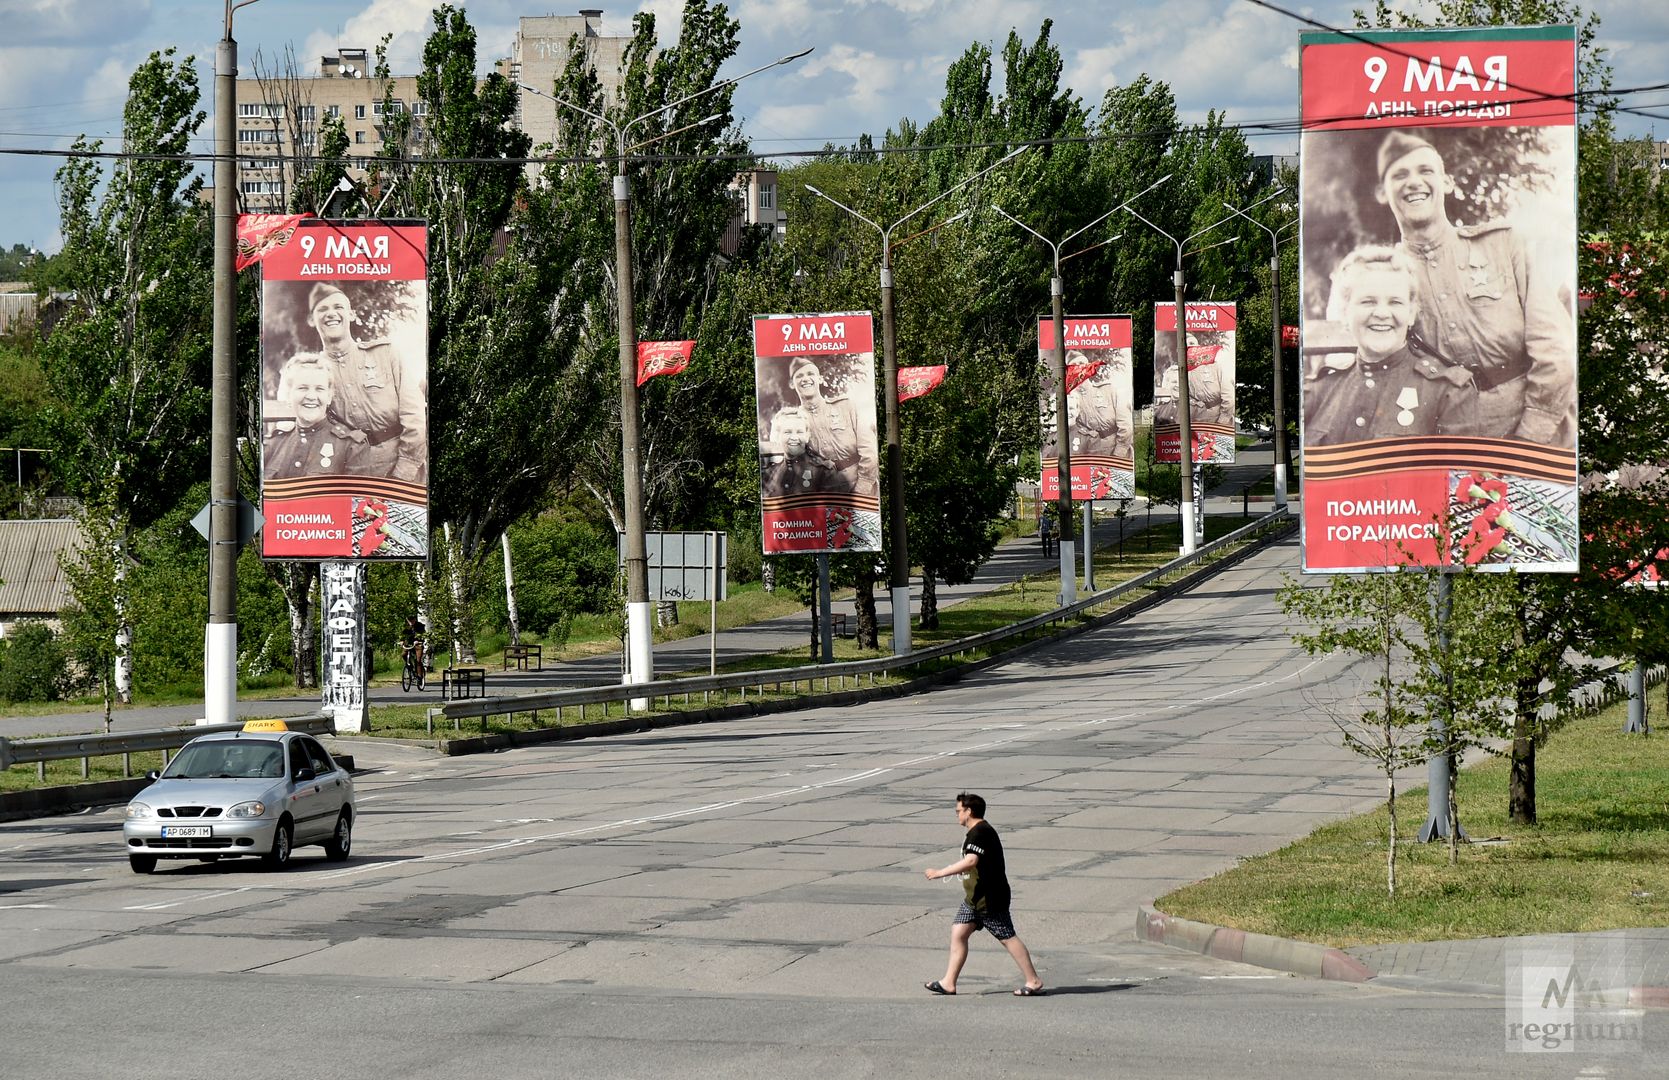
[260,219,429,281]
[1300,28,1576,131]
[636,339,695,386]
[752,313,875,358]
[1038,315,1133,351]
[1155,302,1237,333]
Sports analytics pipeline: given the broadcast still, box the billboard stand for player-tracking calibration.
[1193,462,1206,543]
[1625,665,1648,734]
[319,561,367,733]
[1082,503,1095,592]
[816,554,834,664]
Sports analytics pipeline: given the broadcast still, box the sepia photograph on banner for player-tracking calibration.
[1038,315,1135,500]
[1153,302,1238,465]
[1297,25,1580,573]
[258,219,430,561]
[752,312,882,553]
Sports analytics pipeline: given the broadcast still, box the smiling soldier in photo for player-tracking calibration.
[305,282,427,482]
[1376,130,1575,446]
[1306,245,1477,445]
[262,356,366,479]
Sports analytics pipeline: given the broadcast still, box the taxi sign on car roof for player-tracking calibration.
[242,719,289,733]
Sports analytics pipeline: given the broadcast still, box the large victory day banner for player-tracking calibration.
[258,219,430,561]
[1039,315,1135,500]
[752,313,882,553]
[1298,26,1579,572]
[1153,303,1237,465]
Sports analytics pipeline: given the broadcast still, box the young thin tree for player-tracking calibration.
[59,495,128,731]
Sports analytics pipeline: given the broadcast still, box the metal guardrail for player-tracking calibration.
[0,712,335,778]
[431,508,1295,732]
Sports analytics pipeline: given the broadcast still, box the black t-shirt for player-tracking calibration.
[962,820,1011,915]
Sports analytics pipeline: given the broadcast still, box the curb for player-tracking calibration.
[1135,906,1374,983]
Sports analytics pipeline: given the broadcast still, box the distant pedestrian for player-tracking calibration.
[1038,514,1054,557]
[922,792,1044,997]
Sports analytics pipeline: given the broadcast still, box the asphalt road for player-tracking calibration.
[1,533,1656,1078]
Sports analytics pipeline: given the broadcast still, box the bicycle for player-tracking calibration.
[400,640,426,692]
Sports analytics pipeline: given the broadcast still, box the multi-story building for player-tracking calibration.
[232,47,423,211]
[723,169,787,253]
[497,10,632,151]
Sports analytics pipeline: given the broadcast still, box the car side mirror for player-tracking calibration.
[293,767,316,783]
[147,770,160,781]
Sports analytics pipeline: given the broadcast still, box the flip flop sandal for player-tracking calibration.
[924,980,955,995]
[1013,985,1045,996]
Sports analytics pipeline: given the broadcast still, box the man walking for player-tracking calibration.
[923,792,1044,997]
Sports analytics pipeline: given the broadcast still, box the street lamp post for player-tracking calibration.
[994,175,1169,604]
[1223,192,1294,508]
[805,146,1026,656]
[520,47,810,707]
[206,0,262,725]
[1122,202,1244,555]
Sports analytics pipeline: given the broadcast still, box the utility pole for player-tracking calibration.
[1223,193,1294,508]
[807,146,1026,652]
[205,0,261,725]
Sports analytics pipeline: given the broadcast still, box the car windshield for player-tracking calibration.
[162,740,284,780]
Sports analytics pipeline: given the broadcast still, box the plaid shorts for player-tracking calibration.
[954,901,1016,941]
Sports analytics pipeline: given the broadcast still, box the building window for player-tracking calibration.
[326,105,341,119]
[239,102,262,118]
[298,105,316,122]
[372,100,405,117]
[240,181,282,195]
[236,129,281,144]
[758,183,775,210]
[299,131,317,147]
[412,100,428,116]
[355,130,367,144]
[354,104,366,119]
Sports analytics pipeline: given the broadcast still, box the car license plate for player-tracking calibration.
[160,825,211,838]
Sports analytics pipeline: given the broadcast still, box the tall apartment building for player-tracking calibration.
[497,10,632,150]
[722,169,786,253]
[232,47,422,211]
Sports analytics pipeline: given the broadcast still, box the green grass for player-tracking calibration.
[1155,700,1669,946]
[2,750,166,793]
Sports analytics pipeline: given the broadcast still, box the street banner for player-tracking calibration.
[898,364,947,402]
[752,313,882,553]
[636,339,695,386]
[1298,25,1579,572]
[258,219,429,561]
[1153,303,1237,465]
[1039,316,1135,501]
[236,212,312,271]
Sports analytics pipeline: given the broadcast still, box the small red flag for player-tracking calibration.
[1064,360,1103,394]
[636,340,696,386]
[1281,324,1299,348]
[897,364,947,402]
[236,213,312,271]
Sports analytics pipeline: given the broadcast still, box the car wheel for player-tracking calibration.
[324,811,352,862]
[129,854,157,875]
[262,819,293,870]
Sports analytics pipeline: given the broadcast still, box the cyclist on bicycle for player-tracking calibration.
[399,616,426,677]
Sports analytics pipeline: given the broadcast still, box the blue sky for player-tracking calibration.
[2,0,1665,251]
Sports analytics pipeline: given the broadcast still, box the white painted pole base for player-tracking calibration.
[1180,503,1197,553]
[203,623,238,726]
[1274,462,1288,509]
[626,601,654,711]
[1058,540,1076,606]
[890,585,911,656]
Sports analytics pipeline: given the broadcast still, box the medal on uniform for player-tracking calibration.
[1396,387,1418,427]
[320,440,335,468]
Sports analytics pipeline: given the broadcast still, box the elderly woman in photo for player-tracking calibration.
[786,357,877,496]
[263,356,366,478]
[1305,245,1477,446]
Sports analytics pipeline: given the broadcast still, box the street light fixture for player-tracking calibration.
[804,145,1027,656]
[520,46,811,707]
[1222,188,1293,508]
[1122,198,1248,554]
[993,173,1171,604]
[205,0,264,725]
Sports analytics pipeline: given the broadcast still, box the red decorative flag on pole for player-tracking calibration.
[897,364,946,402]
[236,213,312,272]
[1281,324,1299,348]
[1064,359,1104,394]
[636,340,696,386]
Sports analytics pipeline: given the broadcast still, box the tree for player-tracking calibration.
[38,50,213,701]
[59,495,127,729]
[1281,570,1430,895]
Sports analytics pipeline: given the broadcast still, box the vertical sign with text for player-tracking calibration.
[1038,316,1135,500]
[1153,303,1238,464]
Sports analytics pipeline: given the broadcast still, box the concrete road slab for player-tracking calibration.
[0,928,115,962]
[694,844,906,873]
[644,900,926,945]
[499,937,804,991]
[638,818,847,845]
[1000,825,1171,852]
[21,932,331,973]
[1054,806,1230,831]
[261,935,571,981]
[445,894,695,935]
[560,866,829,900]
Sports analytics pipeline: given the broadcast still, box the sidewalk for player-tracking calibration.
[1139,908,1669,1007]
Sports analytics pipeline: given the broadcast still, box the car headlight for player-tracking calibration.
[226,801,267,819]
[125,803,154,820]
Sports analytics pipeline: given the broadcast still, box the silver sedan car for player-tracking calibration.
[122,722,354,874]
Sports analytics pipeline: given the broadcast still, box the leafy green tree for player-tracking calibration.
[38,50,211,700]
[59,495,126,728]
[0,621,70,704]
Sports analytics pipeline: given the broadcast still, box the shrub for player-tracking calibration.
[0,620,70,702]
